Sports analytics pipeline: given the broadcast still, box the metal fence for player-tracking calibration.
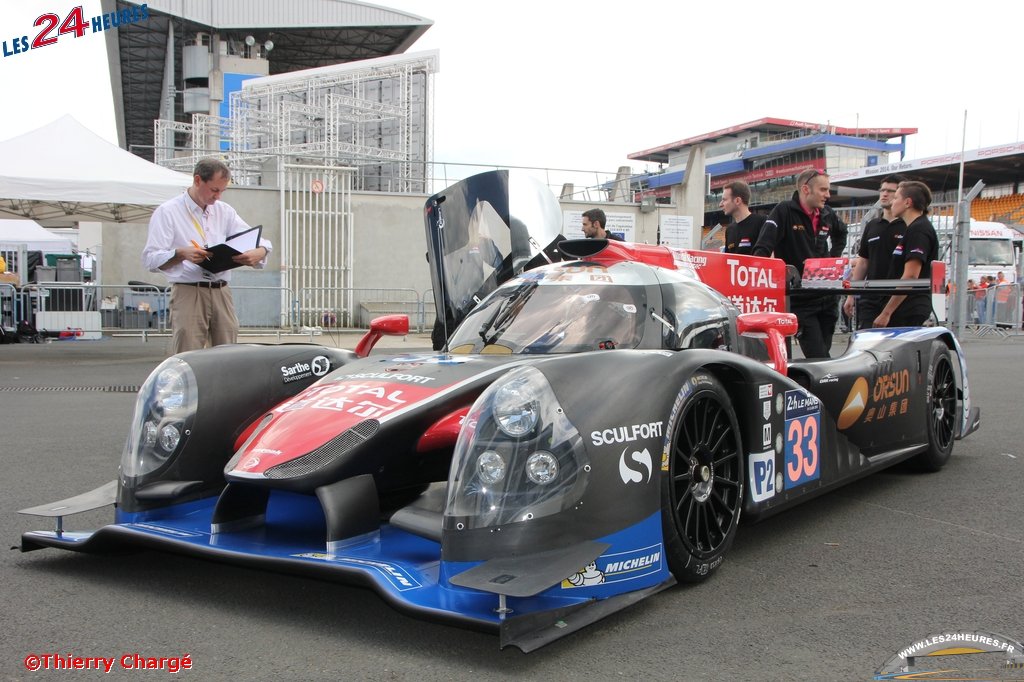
[1,282,433,337]
[959,283,1022,336]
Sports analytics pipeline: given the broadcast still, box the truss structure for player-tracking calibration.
[153,52,437,192]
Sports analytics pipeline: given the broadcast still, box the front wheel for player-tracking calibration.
[661,373,743,583]
[914,341,958,472]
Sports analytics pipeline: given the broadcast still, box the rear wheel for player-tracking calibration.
[914,341,957,472]
[661,373,743,583]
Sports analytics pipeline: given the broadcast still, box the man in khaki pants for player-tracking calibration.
[142,158,272,353]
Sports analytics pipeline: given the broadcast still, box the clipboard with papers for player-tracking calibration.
[200,225,263,273]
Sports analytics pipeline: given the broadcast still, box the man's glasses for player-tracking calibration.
[801,169,824,185]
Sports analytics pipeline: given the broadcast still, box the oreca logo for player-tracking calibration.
[838,377,869,429]
[619,447,653,484]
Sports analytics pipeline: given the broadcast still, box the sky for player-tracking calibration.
[3,0,1023,187]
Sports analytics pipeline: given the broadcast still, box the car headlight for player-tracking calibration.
[121,359,198,479]
[445,366,589,530]
[493,376,540,436]
[525,451,558,485]
[477,450,507,484]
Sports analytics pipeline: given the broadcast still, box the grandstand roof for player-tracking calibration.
[628,117,917,164]
[105,0,433,158]
[830,141,1024,195]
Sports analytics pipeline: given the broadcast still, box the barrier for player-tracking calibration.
[961,283,1022,337]
[293,287,421,332]
[3,282,439,339]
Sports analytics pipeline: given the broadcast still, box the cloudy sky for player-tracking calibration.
[3,0,1021,184]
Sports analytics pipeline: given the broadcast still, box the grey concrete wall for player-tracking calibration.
[100,185,283,288]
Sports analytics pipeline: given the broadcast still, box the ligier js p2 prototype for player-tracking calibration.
[20,172,980,651]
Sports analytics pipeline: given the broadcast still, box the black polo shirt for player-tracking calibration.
[725,213,766,256]
[857,216,905,306]
[887,214,938,321]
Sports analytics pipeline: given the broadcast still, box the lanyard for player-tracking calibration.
[185,206,207,245]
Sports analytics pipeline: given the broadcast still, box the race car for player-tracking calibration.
[20,171,980,651]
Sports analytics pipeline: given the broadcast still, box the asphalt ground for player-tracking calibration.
[2,334,1022,680]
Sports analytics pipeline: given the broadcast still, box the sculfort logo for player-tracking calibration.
[3,5,149,60]
[874,629,1024,680]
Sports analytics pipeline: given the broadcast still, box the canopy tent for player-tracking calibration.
[0,219,75,255]
[0,116,192,222]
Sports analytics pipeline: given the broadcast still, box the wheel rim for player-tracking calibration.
[931,357,956,452]
[669,393,741,558]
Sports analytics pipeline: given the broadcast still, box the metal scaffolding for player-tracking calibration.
[153,52,437,192]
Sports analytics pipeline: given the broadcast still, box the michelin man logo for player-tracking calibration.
[619,447,653,484]
[562,561,605,588]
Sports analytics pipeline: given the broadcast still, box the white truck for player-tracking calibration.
[966,220,1021,284]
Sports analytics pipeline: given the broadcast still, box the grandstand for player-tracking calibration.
[970,194,1024,224]
[626,117,916,225]
[830,140,1024,232]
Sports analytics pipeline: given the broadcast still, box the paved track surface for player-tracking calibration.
[3,336,1022,680]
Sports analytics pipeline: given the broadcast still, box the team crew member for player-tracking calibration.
[843,175,907,329]
[873,180,938,327]
[142,158,272,354]
[581,208,623,241]
[720,181,765,256]
[752,168,848,358]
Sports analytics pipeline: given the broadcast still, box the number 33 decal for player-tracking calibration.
[785,414,820,486]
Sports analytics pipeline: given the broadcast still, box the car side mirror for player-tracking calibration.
[355,315,409,358]
[736,312,798,375]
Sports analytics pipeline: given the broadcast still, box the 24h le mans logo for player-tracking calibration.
[3,5,149,60]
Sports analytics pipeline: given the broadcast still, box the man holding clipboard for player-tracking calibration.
[142,158,272,353]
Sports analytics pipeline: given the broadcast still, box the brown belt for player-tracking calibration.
[175,281,227,288]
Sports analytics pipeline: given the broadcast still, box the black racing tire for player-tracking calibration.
[660,372,743,583]
[914,341,958,472]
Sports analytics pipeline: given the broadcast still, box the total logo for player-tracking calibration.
[838,377,869,429]
[619,447,653,484]
[726,258,778,288]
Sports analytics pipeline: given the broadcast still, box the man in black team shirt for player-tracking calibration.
[843,174,907,329]
[721,181,765,255]
[752,168,848,358]
[872,180,939,327]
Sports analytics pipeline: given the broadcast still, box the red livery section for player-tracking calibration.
[232,379,445,475]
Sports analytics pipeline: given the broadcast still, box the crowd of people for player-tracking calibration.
[967,272,1014,325]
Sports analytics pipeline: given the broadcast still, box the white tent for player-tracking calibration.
[0,219,74,255]
[0,116,192,222]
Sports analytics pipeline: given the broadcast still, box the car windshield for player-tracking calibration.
[969,239,1014,266]
[446,278,647,354]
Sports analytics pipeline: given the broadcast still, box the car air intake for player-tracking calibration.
[263,419,379,479]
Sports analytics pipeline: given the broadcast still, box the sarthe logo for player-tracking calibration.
[619,447,653,484]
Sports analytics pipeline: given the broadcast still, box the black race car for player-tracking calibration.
[20,171,979,651]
